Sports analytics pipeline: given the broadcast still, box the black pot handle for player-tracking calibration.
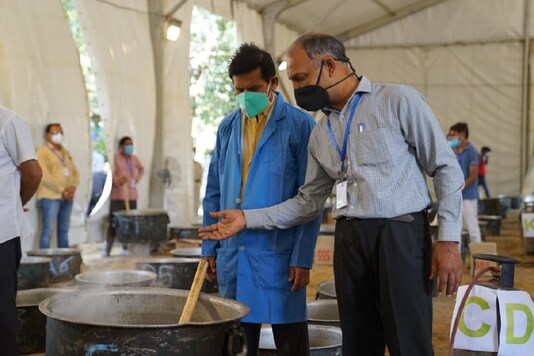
[226,325,247,355]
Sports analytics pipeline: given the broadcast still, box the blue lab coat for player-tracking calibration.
[202,92,321,323]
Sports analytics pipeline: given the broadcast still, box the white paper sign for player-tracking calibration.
[521,213,534,238]
[451,285,499,352]
[496,290,534,356]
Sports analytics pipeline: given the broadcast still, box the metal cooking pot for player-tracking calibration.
[171,247,202,258]
[135,257,218,293]
[258,325,342,355]
[26,248,82,283]
[75,270,157,288]
[114,209,169,244]
[307,300,340,327]
[39,288,249,355]
[316,280,336,299]
[18,256,51,290]
[169,224,201,240]
[16,288,72,354]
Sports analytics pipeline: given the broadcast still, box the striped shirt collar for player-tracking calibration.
[322,75,372,116]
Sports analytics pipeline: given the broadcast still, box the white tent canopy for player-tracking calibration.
[0,0,532,250]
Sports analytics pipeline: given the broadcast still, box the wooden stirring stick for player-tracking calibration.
[178,259,209,325]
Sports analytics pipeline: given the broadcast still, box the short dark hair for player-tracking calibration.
[118,136,132,147]
[45,123,62,134]
[228,43,275,82]
[291,33,349,62]
[481,146,491,153]
[449,122,469,139]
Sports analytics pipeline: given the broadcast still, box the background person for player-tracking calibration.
[201,43,321,356]
[105,136,144,256]
[36,123,79,248]
[448,122,482,244]
[478,146,491,198]
[200,33,465,356]
[0,107,42,355]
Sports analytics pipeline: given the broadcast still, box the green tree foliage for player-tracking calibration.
[62,0,107,158]
[190,7,236,130]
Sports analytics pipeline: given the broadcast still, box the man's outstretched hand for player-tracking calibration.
[199,210,246,240]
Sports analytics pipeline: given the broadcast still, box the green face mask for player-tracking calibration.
[237,85,271,118]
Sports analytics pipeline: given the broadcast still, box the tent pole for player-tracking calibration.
[520,0,531,191]
[147,0,165,209]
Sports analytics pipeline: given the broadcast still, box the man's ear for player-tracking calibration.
[323,57,336,77]
[270,76,279,91]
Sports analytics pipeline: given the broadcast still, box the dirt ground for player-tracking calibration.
[33,209,533,356]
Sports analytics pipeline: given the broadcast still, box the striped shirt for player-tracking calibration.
[244,76,465,242]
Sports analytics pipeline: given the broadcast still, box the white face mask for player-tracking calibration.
[51,133,63,145]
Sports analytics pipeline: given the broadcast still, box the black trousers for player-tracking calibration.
[105,200,137,255]
[243,322,310,356]
[0,237,21,356]
[334,213,433,356]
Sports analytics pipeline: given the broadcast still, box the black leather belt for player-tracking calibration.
[337,213,420,223]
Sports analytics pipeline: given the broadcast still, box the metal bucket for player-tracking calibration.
[16,288,72,354]
[171,247,202,258]
[114,209,169,243]
[316,280,336,299]
[18,256,51,290]
[39,288,249,355]
[75,270,157,288]
[258,325,342,356]
[169,224,201,240]
[26,248,82,283]
[307,300,340,327]
[135,257,218,293]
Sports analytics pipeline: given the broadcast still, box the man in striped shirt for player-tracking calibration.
[201,33,464,356]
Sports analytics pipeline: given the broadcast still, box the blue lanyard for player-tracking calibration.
[46,145,65,166]
[327,93,362,175]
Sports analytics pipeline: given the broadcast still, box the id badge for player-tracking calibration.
[62,167,70,177]
[335,180,348,209]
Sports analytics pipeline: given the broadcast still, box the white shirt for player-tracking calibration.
[0,107,37,243]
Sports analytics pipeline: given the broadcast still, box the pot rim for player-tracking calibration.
[316,279,336,298]
[74,270,157,286]
[307,299,339,323]
[20,256,52,264]
[170,247,201,256]
[259,324,342,350]
[113,209,168,216]
[38,287,249,328]
[16,288,74,307]
[134,257,201,264]
[26,248,82,256]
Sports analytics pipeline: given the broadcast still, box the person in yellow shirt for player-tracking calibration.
[36,123,79,248]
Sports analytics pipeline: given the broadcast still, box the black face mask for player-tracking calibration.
[294,60,355,112]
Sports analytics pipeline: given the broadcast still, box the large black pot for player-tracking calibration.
[135,257,218,293]
[114,209,169,243]
[18,256,51,290]
[26,248,82,283]
[16,288,72,354]
[169,224,202,240]
[39,288,249,355]
[258,325,342,356]
[316,280,336,300]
